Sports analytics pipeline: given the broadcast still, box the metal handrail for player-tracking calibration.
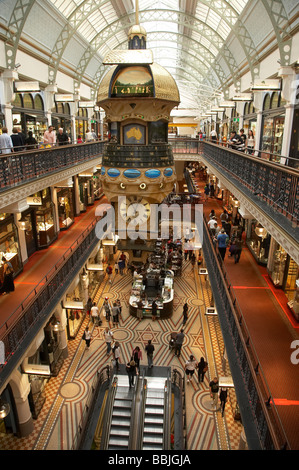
[172,368,186,450]
[163,371,172,450]
[100,376,118,450]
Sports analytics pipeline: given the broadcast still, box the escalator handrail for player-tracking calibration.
[127,372,140,449]
[100,376,118,449]
[163,371,172,450]
[128,371,147,449]
[136,374,147,449]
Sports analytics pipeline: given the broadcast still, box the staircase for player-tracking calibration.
[107,375,134,450]
[142,377,166,450]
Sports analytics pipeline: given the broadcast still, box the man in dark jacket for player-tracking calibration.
[57,128,69,145]
[174,329,185,357]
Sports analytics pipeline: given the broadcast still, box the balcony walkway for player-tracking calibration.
[185,170,299,450]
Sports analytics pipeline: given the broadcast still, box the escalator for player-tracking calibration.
[91,367,183,451]
[142,376,168,450]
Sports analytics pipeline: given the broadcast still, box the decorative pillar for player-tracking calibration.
[44,85,58,127]
[57,307,68,359]
[253,92,264,153]
[1,69,19,134]
[278,66,298,161]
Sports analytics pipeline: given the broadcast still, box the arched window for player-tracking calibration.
[248,102,255,114]
[64,103,71,115]
[263,94,271,110]
[23,93,34,109]
[270,92,279,109]
[34,94,44,110]
[12,93,23,107]
[56,102,64,114]
[244,103,248,115]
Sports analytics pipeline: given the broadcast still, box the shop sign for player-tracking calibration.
[55,94,74,102]
[27,196,42,206]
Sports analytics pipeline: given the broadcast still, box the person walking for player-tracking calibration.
[112,302,119,327]
[114,261,119,274]
[219,388,228,416]
[56,128,69,145]
[116,299,122,319]
[197,357,208,383]
[182,303,188,325]
[0,257,15,295]
[112,342,120,371]
[132,346,143,371]
[82,326,92,349]
[233,239,242,264]
[145,340,154,368]
[103,298,111,324]
[43,125,56,146]
[126,357,138,388]
[174,329,185,357]
[90,302,99,325]
[104,327,114,355]
[208,216,218,236]
[86,297,93,316]
[136,299,143,321]
[10,127,24,151]
[0,127,13,154]
[204,184,209,201]
[209,377,219,410]
[184,355,198,383]
[216,229,229,261]
[25,131,38,150]
[151,298,157,321]
[106,264,113,283]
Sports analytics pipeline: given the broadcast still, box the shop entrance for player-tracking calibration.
[23,209,38,258]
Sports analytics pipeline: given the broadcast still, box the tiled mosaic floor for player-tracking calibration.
[0,255,243,451]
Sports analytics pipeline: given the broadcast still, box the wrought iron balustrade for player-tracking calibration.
[0,215,100,388]
[0,141,104,192]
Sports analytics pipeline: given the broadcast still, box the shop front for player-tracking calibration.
[242,101,257,142]
[12,93,47,143]
[56,187,75,230]
[78,173,95,212]
[267,239,298,300]
[0,212,23,276]
[63,282,86,340]
[20,189,57,257]
[51,102,72,139]
[76,107,89,141]
[261,92,286,159]
[246,220,270,266]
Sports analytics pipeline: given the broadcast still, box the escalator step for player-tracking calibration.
[109,428,130,437]
[143,445,163,450]
[146,398,164,405]
[144,416,164,424]
[111,418,131,426]
[145,407,164,415]
[144,425,164,433]
[108,438,129,446]
[143,435,163,444]
[112,409,131,417]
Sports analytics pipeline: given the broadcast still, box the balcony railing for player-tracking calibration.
[0,141,104,192]
[0,215,100,388]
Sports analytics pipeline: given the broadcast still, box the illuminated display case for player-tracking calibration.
[36,203,56,247]
[0,213,22,276]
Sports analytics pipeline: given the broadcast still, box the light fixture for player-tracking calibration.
[0,398,10,419]
[18,215,30,231]
[255,223,267,239]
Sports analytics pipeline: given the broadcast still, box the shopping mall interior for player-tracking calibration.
[0,0,298,454]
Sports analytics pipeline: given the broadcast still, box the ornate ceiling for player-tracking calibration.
[1,0,298,115]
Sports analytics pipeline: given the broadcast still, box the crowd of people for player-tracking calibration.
[0,125,101,153]
[197,127,255,155]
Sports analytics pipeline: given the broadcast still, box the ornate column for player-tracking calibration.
[278,66,298,160]
[1,69,19,134]
[44,85,58,127]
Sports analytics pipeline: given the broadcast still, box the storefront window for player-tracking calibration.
[23,93,34,109]
[246,220,270,266]
[64,286,85,339]
[0,213,22,276]
[57,187,74,230]
[26,189,57,249]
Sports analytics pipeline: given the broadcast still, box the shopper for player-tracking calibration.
[0,257,15,295]
[112,302,119,327]
[136,299,143,321]
[82,326,92,349]
[197,357,208,383]
[247,129,255,155]
[43,125,56,146]
[104,327,114,355]
[57,127,69,145]
[145,339,154,368]
[209,377,219,409]
[25,131,38,150]
[90,302,99,324]
[204,184,209,201]
[86,297,93,316]
[116,299,122,318]
[106,264,113,283]
[233,239,242,264]
[132,346,143,371]
[182,303,188,325]
[216,229,229,261]
[10,127,24,151]
[0,127,14,154]
[219,388,228,416]
[103,298,111,323]
[112,342,120,370]
[174,329,185,357]
[114,261,119,274]
[239,129,247,151]
[151,299,157,321]
[208,216,218,236]
[126,357,138,388]
[184,355,198,383]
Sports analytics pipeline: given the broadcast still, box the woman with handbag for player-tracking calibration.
[197,357,208,383]
[0,257,15,295]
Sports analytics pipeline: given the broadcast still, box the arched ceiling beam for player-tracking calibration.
[5,0,36,69]
[260,0,293,67]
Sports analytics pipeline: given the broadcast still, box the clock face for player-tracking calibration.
[120,196,151,224]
